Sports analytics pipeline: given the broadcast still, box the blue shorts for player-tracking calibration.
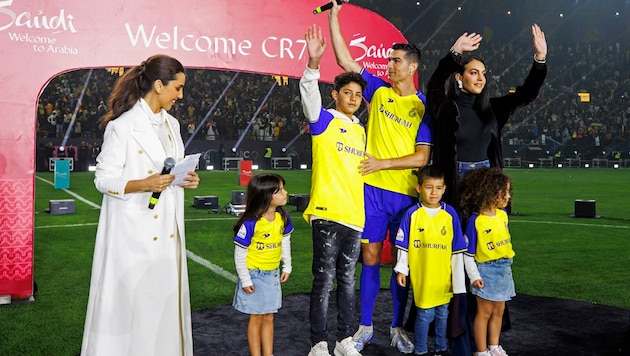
[362,184,416,244]
[233,268,282,314]
[471,258,516,302]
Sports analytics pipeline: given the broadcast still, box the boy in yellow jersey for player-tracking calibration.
[328,2,432,353]
[394,166,467,356]
[300,25,366,356]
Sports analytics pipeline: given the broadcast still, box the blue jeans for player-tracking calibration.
[456,160,490,183]
[309,219,361,344]
[415,303,449,354]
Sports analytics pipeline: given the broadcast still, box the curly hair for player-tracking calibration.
[459,167,512,217]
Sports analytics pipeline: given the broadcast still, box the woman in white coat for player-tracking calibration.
[81,54,199,356]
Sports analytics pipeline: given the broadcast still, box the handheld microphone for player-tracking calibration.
[148,157,175,209]
[313,0,349,14]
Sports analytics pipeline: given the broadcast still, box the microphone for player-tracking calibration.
[313,0,349,14]
[148,157,175,209]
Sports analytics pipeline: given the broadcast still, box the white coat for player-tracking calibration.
[81,101,193,356]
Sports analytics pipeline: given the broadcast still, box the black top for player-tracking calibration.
[427,52,547,206]
[455,92,491,162]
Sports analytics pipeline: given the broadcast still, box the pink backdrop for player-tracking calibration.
[0,0,406,299]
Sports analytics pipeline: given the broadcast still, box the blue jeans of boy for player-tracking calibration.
[309,219,361,345]
[415,303,449,354]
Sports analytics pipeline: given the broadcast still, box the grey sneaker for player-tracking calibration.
[351,325,374,352]
[308,340,331,356]
[334,336,361,356]
[389,327,414,354]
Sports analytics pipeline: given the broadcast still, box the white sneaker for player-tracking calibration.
[476,351,493,356]
[351,325,374,352]
[489,345,508,356]
[308,340,331,356]
[334,336,361,356]
[389,327,414,354]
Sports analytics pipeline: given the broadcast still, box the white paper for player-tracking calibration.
[170,153,201,186]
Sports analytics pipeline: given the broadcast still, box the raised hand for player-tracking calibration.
[305,24,327,69]
[532,24,547,61]
[451,32,483,54]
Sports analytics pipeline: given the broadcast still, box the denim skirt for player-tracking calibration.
[471,258,516,302]
[233,268,282,314]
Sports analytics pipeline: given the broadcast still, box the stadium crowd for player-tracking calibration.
[36,12,629,163]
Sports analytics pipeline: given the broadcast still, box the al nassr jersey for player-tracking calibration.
[395,202,466,308]
[465,209,515,263]
[234,211,294,270]
[361,70,432,197]
[303,108,366,228]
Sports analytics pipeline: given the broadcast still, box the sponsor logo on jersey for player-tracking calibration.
[237,224,247,238]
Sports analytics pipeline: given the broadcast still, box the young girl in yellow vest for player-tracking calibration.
[460,167,514,356]
[233,173,293,356]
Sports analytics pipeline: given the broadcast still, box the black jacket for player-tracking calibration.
[427,52,547,206]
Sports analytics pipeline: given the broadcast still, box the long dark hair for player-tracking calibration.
[99,54,185,129]
[447,55,492,120]
[233,173,288,235]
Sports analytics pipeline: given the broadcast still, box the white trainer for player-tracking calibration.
[334,336,361,356]
[308,340,331,356]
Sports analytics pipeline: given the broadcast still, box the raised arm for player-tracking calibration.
[306,24,326,70]
[491,24,547,127]
[299,25,326,122]
[327,1,362,73]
